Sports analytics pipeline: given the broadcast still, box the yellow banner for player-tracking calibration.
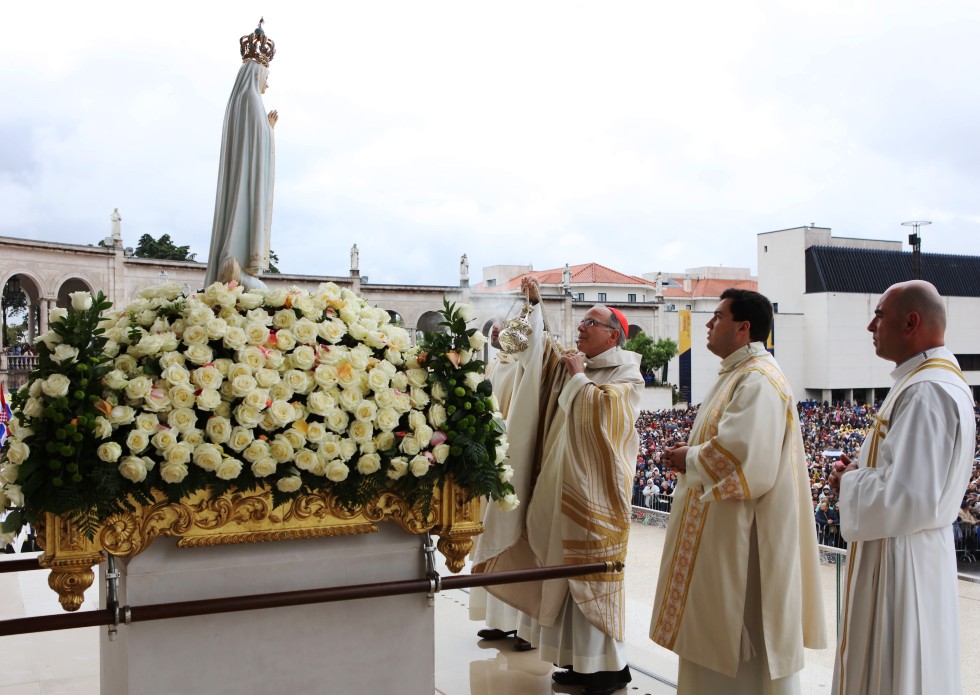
[679,310,691,354]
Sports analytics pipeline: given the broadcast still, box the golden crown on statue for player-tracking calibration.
[240,17,276,66]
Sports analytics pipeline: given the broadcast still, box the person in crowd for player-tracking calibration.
[830,280,976,695]
[650,288,826,693]
[473,278,643,695]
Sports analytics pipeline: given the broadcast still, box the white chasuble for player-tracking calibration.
[473,304,643,641]
[833,347,975,695]
[650,343,826,682]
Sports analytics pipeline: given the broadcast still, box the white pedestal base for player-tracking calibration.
[100,525,434,695]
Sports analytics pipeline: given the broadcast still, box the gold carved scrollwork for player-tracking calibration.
[38,478,484,611]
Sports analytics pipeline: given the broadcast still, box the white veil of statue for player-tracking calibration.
[205,21,276,290]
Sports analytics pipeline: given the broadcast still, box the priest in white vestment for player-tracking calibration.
[650,288,826,694]
[470,320,529,648]
[473,280,643,695]
[831,280,976,695]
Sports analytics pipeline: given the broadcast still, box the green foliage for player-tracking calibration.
[134,234,197,261]
[625,332,678,382]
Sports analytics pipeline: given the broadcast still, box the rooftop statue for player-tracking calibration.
[205,18,278,290]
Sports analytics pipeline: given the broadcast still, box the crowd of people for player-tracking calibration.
[633,401,980,552]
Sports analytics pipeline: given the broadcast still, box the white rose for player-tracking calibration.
[251,457,278,477]
[373,388,396,409]
[5,440,29,465]
[151,429,178,452]
[70,291,93,311]
[168,383,196,409]
[269,438,295,463]
[305,421,328,443]
[457,304,475,322]
[118,456,148,483]
[408,410,427,431]
[305,391,332,416]
[182,324,209,346]
[243,388,271,410]
[0,463,20,486]
[254,368,280,389]
[165,442,192,466]
[427,404,447,429]
[390,372,409,392]
[160,462,189,484]
[238,291,264,311]
[196,388,222,411]
[465,372,485,392]
[497,493,520,511]
[94,417,113,439]
[51,343,79,364]
[318,436,342,460]
[375,407,401,432]
[48,307,68,323]
[458,350,472,365]
[97,442,123,463]
[103,340,120,357]
[136,414,158,434]
[348,420,374,443]
[265,349,285,370]
[339,386,364,412]
[228,426,255,452]
[293,319,319,345]
[36,330,62,349]
[192,443,223,471]
[41,373,71,398]
[339,438,358,461]
[274,329,296,352]
[192,366,223,390]
[399,435,421,456]
[115,353,138,374]
[234,403,263,428]
[185,344,214,366]
[325,460,350,482]
[356,453,382,475]
[284,369,312,394]
[433,443,451,464]
[414,425,434,449]
[205,416,233,444]
[336,363,360,390]
[374,431,396,451]
[21,397,44,419]
[283,427,307,449]
[222,326,248,351]
[468,331,487,351]
[167,407,198,433]
[409,387,429,409]
[273,309,297,330]
[268,400,296,428]
[387,457,409,480]
[313,364,339,389]
[347,322,368,341]
[409,455,431,478]
[215,457,243,481]
[183,429,204,447]
[498,464,514,483]
[406,368,428,389]
[243,439,271,464]
[231,373,258,398]
[238,346,266,371]
[276,474,303,492]
[268,382,294,402]
[109,405,136,425]
[318,318,347,344]
[352,400,378,422]
[244,321,270,345]
[325,409,350,433]
[126,430,150,454]
[392,392,412,414]
[495,440,510,463]
[288,345,315,371]
[294,448,318,471]
[367,367,391,392]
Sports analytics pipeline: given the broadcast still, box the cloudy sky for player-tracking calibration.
[4,1,980,285]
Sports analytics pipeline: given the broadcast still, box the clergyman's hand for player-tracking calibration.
[561,351,585,376]
[828,453,857,493]
[665,443,689,475]
[520,277,541,304]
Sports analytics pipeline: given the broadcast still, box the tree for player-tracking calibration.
[267,249,281,274]
[2,280,28,347]
[134,234,197,261]
[625,332,678,384]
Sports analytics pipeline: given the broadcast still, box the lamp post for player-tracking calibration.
[901,221,931,280]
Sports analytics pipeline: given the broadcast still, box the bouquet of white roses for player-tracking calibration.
[0,282,515,541]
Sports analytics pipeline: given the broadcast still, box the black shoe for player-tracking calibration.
[581,666,632,695]
[513,637,535,652]
[551,668,588,685]
[477,628,516,640]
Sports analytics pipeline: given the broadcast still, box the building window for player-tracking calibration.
[598,292,607,302]
[955,354,980,371]
[627,293,636,303]
[486,279,496,287]
[773,302,778,313]
[576,292,585,301]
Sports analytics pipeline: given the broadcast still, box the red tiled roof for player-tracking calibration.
[475,263,657,293]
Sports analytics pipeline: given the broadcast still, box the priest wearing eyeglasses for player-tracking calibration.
[472,279,643,695]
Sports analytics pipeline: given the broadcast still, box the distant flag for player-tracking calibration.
[0,383,11,448]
